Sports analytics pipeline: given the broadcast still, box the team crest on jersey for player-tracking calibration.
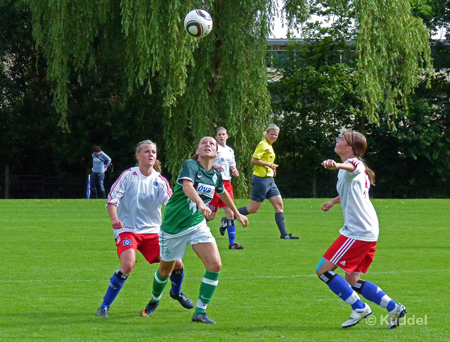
[123,239,132,246]
[197,183,215,198]
[212,173,218,185]
[209,205,216,211]
[153,181,158,186]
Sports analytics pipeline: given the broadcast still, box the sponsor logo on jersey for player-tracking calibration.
[197,183,215,198]
[340,260,346,266]
[123,239,132,246]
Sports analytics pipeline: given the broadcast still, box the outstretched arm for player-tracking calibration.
[321,159,355,172]
[217,191,248,227]
[322,196,340,212]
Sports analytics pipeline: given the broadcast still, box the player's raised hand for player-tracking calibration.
[321,159,338,170]
[236,214,249,228]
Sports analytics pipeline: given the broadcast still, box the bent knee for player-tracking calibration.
[173,259,184,270]
[248,207,259,214]
[208,262,222,273]
[121,263,135,275]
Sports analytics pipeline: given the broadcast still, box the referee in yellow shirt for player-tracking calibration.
[237,124,298,239]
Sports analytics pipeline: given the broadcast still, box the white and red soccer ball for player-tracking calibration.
[184,9,213,38]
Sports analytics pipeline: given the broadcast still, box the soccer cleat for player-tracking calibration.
[170,291,194,309]
[341,303,372,328]
[96,306,109,317]
[140,300,159,317]
[387,303,407,329]
[192,312,216,324]
[280,233,299,240]
[219,217,227,236]
[229,243,244,250]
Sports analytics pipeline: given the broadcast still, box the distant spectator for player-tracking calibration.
[91,146,111,199]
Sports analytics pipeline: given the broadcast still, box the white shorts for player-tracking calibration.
[159,220,216,262]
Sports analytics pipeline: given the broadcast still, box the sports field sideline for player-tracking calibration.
[0,198,448,341]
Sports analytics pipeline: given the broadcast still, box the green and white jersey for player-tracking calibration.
[161,159,224,234]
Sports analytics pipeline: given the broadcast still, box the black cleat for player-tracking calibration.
[219,217,227,236]
[229,243,244,250]
[170,291,194,309]
[140,300,159,317]
[280,233,299,240]
[96,306,109,317]
[192,312,216,324]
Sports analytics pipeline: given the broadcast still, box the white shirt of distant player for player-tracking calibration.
[213,144,236,181]
[106,166,172,239]
[337,157,379,242]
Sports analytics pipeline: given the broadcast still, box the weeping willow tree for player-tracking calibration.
[26,0,293,196]
[354,0,433,126]
[25,0,431,194]
[289,0,433,128]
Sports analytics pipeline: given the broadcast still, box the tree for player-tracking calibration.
[268,0,447,198]
[26,0,285,196]
[9,0,433,198]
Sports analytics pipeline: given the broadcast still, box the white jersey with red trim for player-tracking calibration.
[213,144,236,181]
[337,158,379,242]
[106,166,172,238]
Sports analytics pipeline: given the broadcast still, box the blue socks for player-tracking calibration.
[353,280,396,311]
[319,271,365,309]
[170,268,184,295]
[227,220,236,246]
[101,270,128,308]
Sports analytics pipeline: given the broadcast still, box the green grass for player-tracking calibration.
[0,198,449,341]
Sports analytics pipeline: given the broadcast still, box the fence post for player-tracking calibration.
[312,172,317,198]
[5,165,9,199]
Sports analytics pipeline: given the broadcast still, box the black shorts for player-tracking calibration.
[251,175,281,202]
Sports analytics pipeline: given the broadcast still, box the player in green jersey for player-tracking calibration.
[141,136,249,324]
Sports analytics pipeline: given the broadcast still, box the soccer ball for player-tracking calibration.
[184,9,213,38]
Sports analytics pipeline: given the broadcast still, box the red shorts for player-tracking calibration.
[209,180,234,213]
[115,232,160,264]
[323,235,377,274]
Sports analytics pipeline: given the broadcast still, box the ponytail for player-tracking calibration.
[362,160,375,186]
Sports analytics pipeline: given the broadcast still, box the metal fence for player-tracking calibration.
[0,174,115,199]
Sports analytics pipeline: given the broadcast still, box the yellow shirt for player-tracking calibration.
[252,138,276,177]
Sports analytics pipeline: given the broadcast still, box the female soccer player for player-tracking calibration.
[96,140,193,317]
[207,127,243,250]
[140,136,249,324]
[237,124,298,239]
[317,130,406,329]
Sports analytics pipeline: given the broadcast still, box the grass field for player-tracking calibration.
[1,198,449,341]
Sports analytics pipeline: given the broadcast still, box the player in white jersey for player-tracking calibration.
[96,140,193,317]
[317,131,406,329]
[207,127,243,249]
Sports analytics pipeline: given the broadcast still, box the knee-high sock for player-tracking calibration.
[151,270,168,303]
[238,207,249,215]
[170,267,184,295]
[353,280,396,311]
[195,271,220,314]
[101,270,128,307]
[227,220,236,246]
[319,271,365,310]
[275,212,288,237]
